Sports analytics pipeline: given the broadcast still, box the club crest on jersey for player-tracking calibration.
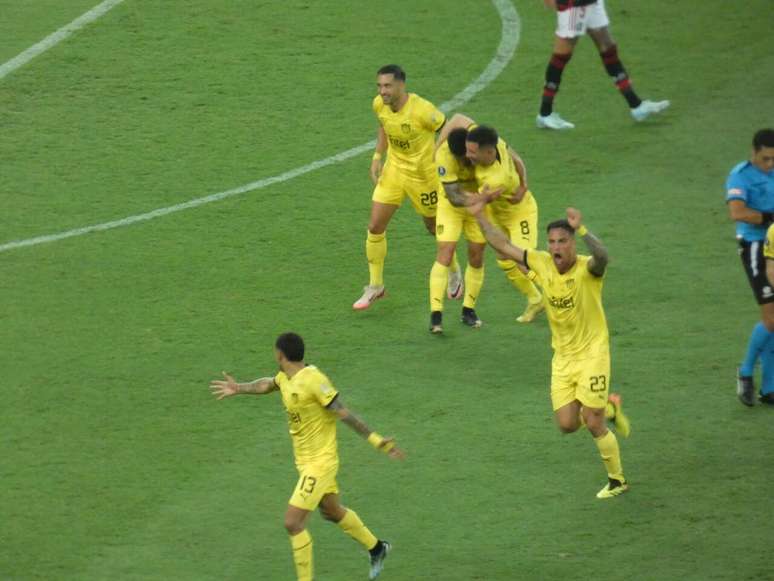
[437,224,444,235]
[401,123,411,134]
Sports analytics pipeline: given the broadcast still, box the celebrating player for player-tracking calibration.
[428,117,543,332]
[210,332,404,580]
[353,64,463,311]
[467,202,631,498]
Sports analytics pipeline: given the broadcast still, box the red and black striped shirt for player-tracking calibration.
[556,0,597,11]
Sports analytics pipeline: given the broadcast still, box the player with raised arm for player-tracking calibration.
[354,64,463,311]
[467,200,631,498]
[210,332,403,580]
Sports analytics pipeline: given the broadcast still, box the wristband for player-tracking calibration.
[577,225,588,236]
[762,212,774,225]
[367,432,384,448]
[372,152,383,161]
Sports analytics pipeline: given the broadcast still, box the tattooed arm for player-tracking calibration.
[566,207,609,277]
[209,372,278,399]
[327,397,405,459]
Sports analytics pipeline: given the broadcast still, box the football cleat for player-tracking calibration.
[429,311,443,334]
[461,307,482,328]
[516,298,544,323]
[596,478,629,499]
[447,269,464,300]
[536,112,575,130]
[369,540,391,580]
[736,368,756,407]
[353,285,386,311]
[759,392,774,405]
[607,393,631,438]
[630,99,670,122]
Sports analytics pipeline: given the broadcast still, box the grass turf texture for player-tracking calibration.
[1,0,773,579]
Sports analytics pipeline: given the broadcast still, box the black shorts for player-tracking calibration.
[739,240,774,304]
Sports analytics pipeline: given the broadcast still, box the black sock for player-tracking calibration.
[599,45,642,108]
[540,52,572,116]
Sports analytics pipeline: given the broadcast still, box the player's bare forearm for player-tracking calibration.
[210,373,276,400]
[581,230,609,276]
[443,183,472,208]
[508,148,528,190]
[238,377,277,394]
[328,398,372,438]
[476,214,526,264]
[435,113,475,149]
[728,200,769,225]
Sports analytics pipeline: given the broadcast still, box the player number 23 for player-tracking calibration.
[420,191,438,206]
[589,375,607,392]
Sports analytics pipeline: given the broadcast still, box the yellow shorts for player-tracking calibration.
[550,350,610,411]
[435,194,485,244]
[487,192,538,250]
[288,464,339,511]
[372,163,440,218]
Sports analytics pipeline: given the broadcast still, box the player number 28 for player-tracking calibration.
[589,375,607,392]
[420,191,438,206]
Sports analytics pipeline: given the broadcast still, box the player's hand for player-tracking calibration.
[369,159,383,185]
[480,184,505,203]
[210,371,238,400]
[507,185,527,205]
[465,194,488,216]
[543,0,557,9]
[566,207,582,230]
[380,437,406,460]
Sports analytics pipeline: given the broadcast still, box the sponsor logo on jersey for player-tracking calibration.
[549,295,575,310]
[389,136,410,150]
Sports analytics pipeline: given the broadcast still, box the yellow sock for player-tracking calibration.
[463,264,484,308]
[594,430,624,481]
[429,261,449,312]
[337,509,378,551]
[497,259,541,303]
[450,251,461,275]
[366,231,387,287]
[289,529,313,581]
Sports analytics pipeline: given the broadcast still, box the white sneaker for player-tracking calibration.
[447,269,463,300]
[536,112,575,130]
[353,285,385,311]
[630,99,670,122]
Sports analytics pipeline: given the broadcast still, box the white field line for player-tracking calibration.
[0,0,520,253]
[0,0,126,81]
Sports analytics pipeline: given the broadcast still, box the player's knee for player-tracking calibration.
[558,422,578,434]
[318,506,339,523]
[436,244,455,265]
[284,514,304,535]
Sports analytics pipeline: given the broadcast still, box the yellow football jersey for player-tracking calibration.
[765,224,774,259]
[274,366,339,468]
[474,138,534,214]
[435,140,477,195]
[526,251,609,357]
[373,93,445,180]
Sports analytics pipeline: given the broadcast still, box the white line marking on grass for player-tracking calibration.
[0,0,126,81]
[0,0,520,253]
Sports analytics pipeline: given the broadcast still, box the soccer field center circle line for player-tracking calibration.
[0,0,520,254]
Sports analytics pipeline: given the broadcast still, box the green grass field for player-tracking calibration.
[2,1,773,579]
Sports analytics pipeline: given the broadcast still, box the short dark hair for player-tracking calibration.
[448,128,469,156]
[377,64,406,81]
[546,219,576,235]
[753,129,774,151]
[466,125,498,148]
[275,332,305,362]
